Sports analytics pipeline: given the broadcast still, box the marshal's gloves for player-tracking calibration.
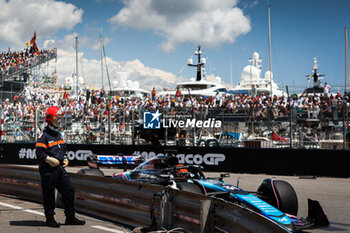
[63,156,69,168]
[45,156,60,167]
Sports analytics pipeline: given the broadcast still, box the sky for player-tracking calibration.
[0,0,350,93]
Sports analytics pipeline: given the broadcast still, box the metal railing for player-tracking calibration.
[0,105,348,149]
[0,165,290,232]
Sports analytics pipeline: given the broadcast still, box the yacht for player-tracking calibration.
[303,58,327,95]
[229,3,286,97]
[159,46,227,98]
[229,52,286,97]
[109,69,150,98]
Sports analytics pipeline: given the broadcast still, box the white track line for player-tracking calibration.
[91,225,126,233]
[0,200,44,216]
[0,200,128,232]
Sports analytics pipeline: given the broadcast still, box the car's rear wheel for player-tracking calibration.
[257,178,298,216]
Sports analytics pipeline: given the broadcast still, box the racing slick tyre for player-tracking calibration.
[176,181,205,195]
[78,168,105,177]
[257,178,298,216]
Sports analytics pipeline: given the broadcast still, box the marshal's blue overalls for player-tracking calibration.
[36,126,75,218]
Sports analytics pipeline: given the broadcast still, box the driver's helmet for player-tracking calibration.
[176,164,188,173]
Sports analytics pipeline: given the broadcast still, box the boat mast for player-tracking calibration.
[344,26,348,149]
[230,57,233,87]
[102,39,112,93]
[75,35,79,96]
[345,26,348,94]
[100,34,104,90]
[188,46,204,81]
[268,2,273,96]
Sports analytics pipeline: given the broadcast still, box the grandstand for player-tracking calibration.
[0,48,57,100]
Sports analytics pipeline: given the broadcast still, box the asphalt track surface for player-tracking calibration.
[0,167,349,233]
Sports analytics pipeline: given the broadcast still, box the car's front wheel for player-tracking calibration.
[257,178,298,216]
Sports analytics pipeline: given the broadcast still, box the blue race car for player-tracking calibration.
[111,154,329,232]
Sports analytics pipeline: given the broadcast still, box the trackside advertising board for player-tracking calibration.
[0,143,348,177]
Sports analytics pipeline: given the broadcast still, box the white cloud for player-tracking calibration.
[43,36,177,91]
[123,59,176,84]
[0,0,83,49]
[109,0,251,52]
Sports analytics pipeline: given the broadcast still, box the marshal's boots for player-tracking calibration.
[65,215,86,225]
[46,216,61,228]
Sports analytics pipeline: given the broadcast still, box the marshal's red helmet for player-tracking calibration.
[45,106,63,125]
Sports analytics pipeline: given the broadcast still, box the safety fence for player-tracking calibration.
[0,165,290,232]
[0,105,348,150]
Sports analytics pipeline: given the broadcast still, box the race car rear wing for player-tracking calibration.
[87,154,143,170]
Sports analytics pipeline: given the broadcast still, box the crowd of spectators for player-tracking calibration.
[1,87,350,126]
[1,85,350,145]
[0,48,56,79]
[211,91,349,122]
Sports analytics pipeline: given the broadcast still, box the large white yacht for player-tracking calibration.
[229,3,286,97]
[229,52,286,97]
[159,46,227,98]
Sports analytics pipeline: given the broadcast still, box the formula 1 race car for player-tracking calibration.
[81,154,329,232]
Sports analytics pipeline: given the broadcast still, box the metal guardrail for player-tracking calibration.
[0,165,290,233]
